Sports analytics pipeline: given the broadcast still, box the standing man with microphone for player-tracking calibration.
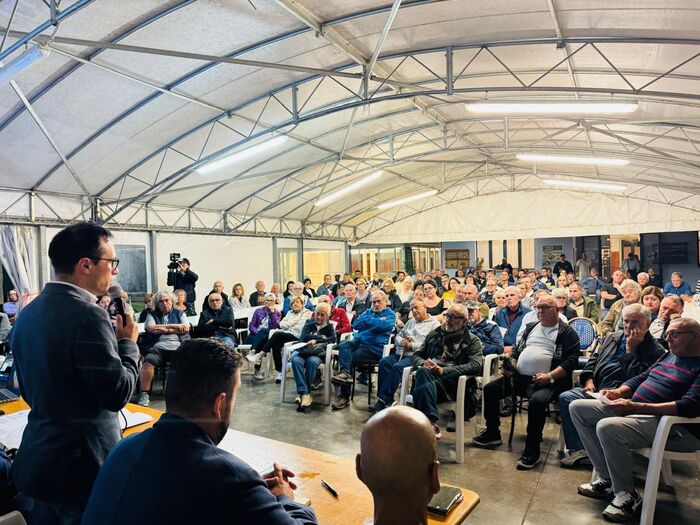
[10,222,140,525]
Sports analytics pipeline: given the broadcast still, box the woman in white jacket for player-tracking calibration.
[259,295,312,383]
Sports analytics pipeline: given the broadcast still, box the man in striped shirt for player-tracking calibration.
[569,317,700,523]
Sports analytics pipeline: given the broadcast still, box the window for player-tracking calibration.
[303,248,342,287]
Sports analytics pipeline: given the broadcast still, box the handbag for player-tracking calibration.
[297,343,327,359]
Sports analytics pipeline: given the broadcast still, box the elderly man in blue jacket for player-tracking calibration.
[331,290,396,410]
[466,301,504,355]
[493,286,531,353]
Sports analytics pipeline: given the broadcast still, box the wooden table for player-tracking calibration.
[218,430,479,525]
[3,401,478,524]
[2,399,162,437]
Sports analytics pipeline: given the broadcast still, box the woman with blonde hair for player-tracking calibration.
[397,276,414,303]
[229,282,251,310]
[381,278,403,311]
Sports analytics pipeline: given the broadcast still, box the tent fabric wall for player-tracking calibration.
[0,225,39,310]
[359,191,700,245]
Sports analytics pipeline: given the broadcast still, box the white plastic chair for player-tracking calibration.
[0,511,27,525]
[637,416,700,525]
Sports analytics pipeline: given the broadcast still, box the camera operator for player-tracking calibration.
[166,255,198,314]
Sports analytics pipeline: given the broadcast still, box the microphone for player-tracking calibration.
[108,284,127,326]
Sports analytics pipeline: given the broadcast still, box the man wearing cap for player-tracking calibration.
[466,301,504,356]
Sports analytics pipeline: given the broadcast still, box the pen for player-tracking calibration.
[321,479,339,499]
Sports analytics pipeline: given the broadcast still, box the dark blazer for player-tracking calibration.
[579,331,665,390]
[10,282,140,502]
[81,414,317,525]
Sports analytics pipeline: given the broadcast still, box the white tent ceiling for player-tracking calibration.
[1,0,700,242]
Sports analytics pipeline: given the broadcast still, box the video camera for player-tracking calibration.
[167,252,182,271]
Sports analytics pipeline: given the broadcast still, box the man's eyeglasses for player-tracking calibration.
[90,257,120,270]
[666,330,693,339]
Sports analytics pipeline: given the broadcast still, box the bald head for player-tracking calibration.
[357,406,439,501]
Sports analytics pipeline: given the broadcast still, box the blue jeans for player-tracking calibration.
[213,333,236,348]
[28,498,85,525]
[291,353,322,395]
[337,339,382,396]
[248,327,270,352]
[377,353,413,404]
[559,387,587,452]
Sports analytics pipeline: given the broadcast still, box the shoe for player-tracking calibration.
[246,351,260,365]
[311,370,323,390]
[516,449,540,470]
[432,423,444,440]
[499,405,513,417]
[331,395,350,410]
[560,449,591,468]
[602,491,642,522]
[471,428,502,447]
[578,479,614,500]
[446,410,457,432]
[275,371,282,384]
[301,394,313,408]
[368,399,387,413]
[331,372,353,386]
[253,367,264,381]
[137,392,150,407]
[294,395,301,405]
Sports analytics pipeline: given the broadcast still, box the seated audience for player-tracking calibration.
[0,312,10,343]
[490,289,507,319]
[647,267,662,287]
[498,270,513,290]
[82,339,317,524]
[2,290,19,321]
[516,277,535,309]
[397,276,414,303]
[648,294,684,346]
[302,278,317,299]
[282,282,314,315]
[370,299,440,413]
[316,295,351,336]
[249,280,267,307]
[636,272,649,288]
[271,283,284,305]
[316,274,334,297]
[601,269,624,317]
[290,303,337,410]
[580,267,605,298]
[356,278,370,304]
[356,406,440,525]
[478,278,499,308]
[332,285,345,306]
[466,300,504,356]
[556,275,568,289]
[196,293,235,347]
[455,268,467,283]
[382,279,403,312]
[138,292,155,323]
[438,275,450,296]
[570,318,700,523]
[473,295,579,469]
[539,267,555,288]
[229,282,251,310]
[559,304,665,468]
[97,294,111,310]
[516,289,568,342]
[331,291,396,410]
[354,269,364,281]
[442,277,459,300]
[283,281,295,298]
[411,303,484,439]
[137,291,190,407]
[423,278,450,320]
[336,283,367,321]
[245,293,282,380]
[529,270,548,291]
[455,283,490,319]
[493,286,531,353]
[639,286,663,321]
[370,272,382,289]
[262,296,312,383]
[174,288,196,316]
[397,287,425,327]
[599,280,641,336]
[663,271,692,300]
[201,281,228,312]
[569,281,600,322]
[553,287,577,320]
[332,273,352,296]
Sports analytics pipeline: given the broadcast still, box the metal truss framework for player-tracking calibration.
[3,2,700,241]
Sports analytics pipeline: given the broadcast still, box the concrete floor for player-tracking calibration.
[148,369,700,525]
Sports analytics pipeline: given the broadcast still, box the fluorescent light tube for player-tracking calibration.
[465,102,638,114]
[543,179,626,192]
[378,189,438,210]
[197,135,288,174]
[314,170,383,207]
[517,153,629,166]
[0,44,50,87]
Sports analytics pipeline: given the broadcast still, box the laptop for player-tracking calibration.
[0,388,18,403]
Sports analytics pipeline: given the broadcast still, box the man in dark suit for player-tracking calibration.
[10,222,140,525]
[82,338,317,525]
